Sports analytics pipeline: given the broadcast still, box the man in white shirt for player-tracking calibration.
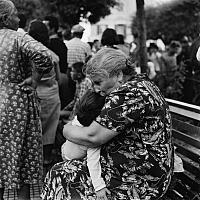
[66,24,91,69]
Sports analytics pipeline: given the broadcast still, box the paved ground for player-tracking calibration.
[3,148,61,200]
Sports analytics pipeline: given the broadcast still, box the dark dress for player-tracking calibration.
[0,29,53,189]
[41,74,174,200]
[49,36,75,109]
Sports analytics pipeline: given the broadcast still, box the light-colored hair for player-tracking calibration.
[0,0,15,27]
[86,47,136,80]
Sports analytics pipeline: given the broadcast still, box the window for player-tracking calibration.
[97,24,108,35]
[115,24,126,36]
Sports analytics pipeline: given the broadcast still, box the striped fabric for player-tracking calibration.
[4,184,42,200]
[66,38,91,68]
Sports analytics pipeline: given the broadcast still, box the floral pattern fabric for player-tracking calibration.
[41,74,174,200]
[0,29,53,189]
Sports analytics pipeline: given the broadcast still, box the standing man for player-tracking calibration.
[66,24,91,70]
[43,16,74,109]
[43,16,68,74]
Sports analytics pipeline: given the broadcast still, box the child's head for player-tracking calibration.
[70,62,85,81]
[76,89,106,126]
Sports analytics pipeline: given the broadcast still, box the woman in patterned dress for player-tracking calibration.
[41,48,174,200]
[0,0,55,199]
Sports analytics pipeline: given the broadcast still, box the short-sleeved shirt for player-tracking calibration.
[66,38,91,68]
[95,74,174,199]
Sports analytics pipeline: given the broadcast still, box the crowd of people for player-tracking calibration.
[1,0,199,199]
[132,32,200,106]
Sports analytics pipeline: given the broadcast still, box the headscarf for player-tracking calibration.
[0,0,15,28]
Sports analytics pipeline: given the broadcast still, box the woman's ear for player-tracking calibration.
[77,73,84,79]
[117,71,123,82]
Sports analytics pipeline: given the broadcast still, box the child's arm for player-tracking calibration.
[87,148,110,199]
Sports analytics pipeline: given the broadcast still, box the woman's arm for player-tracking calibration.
[63,121,118,148]
[20,33,54,75]
[49,49,61,84]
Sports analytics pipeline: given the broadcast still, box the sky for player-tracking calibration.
[145,0,174,7]
[120,0,176,15]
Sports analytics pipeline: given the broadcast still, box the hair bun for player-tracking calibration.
[123,57,137,76]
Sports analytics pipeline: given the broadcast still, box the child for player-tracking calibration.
[60,62,92,121]
[61,89,112,199]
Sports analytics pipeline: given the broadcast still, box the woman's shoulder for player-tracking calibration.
[0,29,30,51]
[117,74,149,90]
[110,73,159,97]
[0,28,26,39]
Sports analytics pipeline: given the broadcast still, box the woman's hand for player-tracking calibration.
[96,187,111,200]
[19,77,37,89]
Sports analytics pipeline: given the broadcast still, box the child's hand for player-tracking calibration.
[96,187,111,200]
[60,110,71,118]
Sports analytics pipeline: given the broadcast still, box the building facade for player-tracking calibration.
[89,0,136,43]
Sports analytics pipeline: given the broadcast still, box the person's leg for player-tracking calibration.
[41,160,89,200]
[18,184,30,200]
[0,188,4,200]
[43,144,54,165]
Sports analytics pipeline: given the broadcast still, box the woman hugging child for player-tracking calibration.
[61,89,112,199]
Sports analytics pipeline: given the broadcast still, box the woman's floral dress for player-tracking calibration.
[0,28,53,189]
[41,74,174,200]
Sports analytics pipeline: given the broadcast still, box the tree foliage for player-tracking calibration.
[56,0,118,26]
[13,0,48,21]
[13,0,118,27]
[132,0,200,44]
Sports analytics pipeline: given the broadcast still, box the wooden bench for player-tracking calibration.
[165,98,200,200]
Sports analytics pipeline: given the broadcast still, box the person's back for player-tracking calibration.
[43,16,74,109]
[17,13,27,33]
[43,16,68,74]
[28,19,61,165]
[28,19,58,93]
[49,37,68,73]
[66,24,91,69]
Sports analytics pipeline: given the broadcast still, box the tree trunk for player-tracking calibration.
[136,0,147,73]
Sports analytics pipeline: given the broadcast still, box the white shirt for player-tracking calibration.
[61,116,106,191]
[65,37,91,68]
[196,46,200,61]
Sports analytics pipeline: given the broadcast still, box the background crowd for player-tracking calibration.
[18,10,200,109]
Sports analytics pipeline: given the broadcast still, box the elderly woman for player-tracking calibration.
[41,48,174,200]
[0,0,55,199]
